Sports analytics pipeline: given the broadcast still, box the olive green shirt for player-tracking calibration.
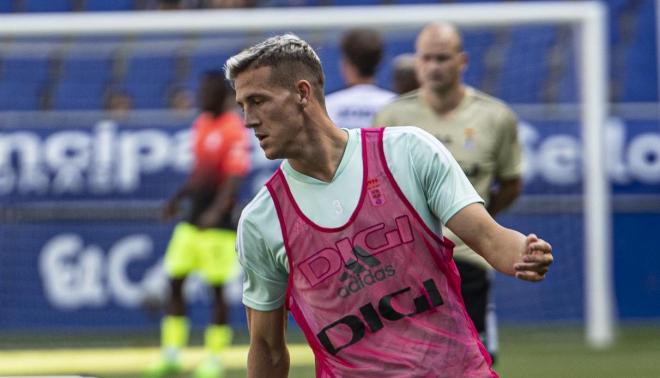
[374,86,521,269]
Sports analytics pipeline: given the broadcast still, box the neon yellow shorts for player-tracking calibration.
[164,222,239,285]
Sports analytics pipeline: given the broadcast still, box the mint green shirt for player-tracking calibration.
[237,127,483,311]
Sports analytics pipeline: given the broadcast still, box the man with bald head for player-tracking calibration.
[375,23,523,364]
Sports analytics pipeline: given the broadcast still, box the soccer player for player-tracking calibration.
[144,70,251,378]
[225,34,552,377]
[374,22,523,363]
[391,53,419,94]
[324,28,396,129]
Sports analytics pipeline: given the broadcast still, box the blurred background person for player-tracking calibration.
[157,0,186,10]
[144,70,251,378]
[205,0,257,8]
[375,22,523,364]
[103,88,133,118]
[325,27,395,129]
[168,86,195,112]
[391,52,419,94]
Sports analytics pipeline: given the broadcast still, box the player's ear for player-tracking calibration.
[296,79,311,107]
[460,51,469,72]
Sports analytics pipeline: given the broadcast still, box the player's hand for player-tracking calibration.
[514,233,553,282]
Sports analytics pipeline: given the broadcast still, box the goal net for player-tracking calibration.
[0,3,612,347]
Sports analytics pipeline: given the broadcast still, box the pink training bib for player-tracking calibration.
[267,128,496,378]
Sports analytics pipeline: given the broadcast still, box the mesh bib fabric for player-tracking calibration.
[266,128,496,378]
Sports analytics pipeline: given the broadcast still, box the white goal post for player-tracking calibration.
[0,1,613,348]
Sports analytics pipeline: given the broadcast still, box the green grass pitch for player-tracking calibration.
[1,325,659,378]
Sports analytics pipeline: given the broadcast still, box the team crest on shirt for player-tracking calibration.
[367,177,385,206]
[463,128,476,150]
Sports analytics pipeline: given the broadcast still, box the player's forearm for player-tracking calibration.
[209,176,243,214]
[446,204,525,276]
[477,225,527,276]
[247,340,290,378]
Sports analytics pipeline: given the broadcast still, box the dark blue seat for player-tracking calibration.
[187,52,231,85]
[619,1,657,101]
[123,81,171,109]
[333,0,381,5]
[52,81,107,110]
[85,0,135,11]
[23,0,73,12]
[556,47,577,103]
[315,42,343,94]
[0,82,43,110]
[1,57,50,83]
[186,34,249,80]
[0,1,14,12]
[496,26,557,103]
[461,30,496,90]
[375,32,417,91]
[621,40,657,102]
[59,57,113,82]
[391,0,436,4]
[265,0,324,6]
[123,55,176,83]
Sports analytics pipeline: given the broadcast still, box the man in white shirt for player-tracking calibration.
[325,28,396,129]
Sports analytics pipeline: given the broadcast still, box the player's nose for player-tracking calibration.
[244,113,260,129]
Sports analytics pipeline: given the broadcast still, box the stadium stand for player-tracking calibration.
[0,81,44,110]
[52,81,108,110]
[496,26,556,104]
[0,0,656,110]
[23,0,74,12]
[85,0,137,11]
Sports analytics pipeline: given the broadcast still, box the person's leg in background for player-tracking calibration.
[144,222,197,378]
[193,228,239,378]
[455,260,498,365]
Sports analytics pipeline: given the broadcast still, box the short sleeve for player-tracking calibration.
[236,199,288,311]
[494,108,522,180]
[404,128,484,224]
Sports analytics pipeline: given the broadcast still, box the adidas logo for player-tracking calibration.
[337,246,396,298]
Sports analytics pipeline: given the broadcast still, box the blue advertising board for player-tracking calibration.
[0,112,658,331]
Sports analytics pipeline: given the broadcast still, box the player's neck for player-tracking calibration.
[344,63,375,87]
[347,76,376,86]
[287,118,349,183]
[423,84,466,116]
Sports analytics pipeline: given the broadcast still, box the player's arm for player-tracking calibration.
[163,118,205,220]
[162,169,204,220]
[401,127,551,281]
[446,203,552,281]
[238,202,291,376]
[197,175,244,228]
[246,306,290,378]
